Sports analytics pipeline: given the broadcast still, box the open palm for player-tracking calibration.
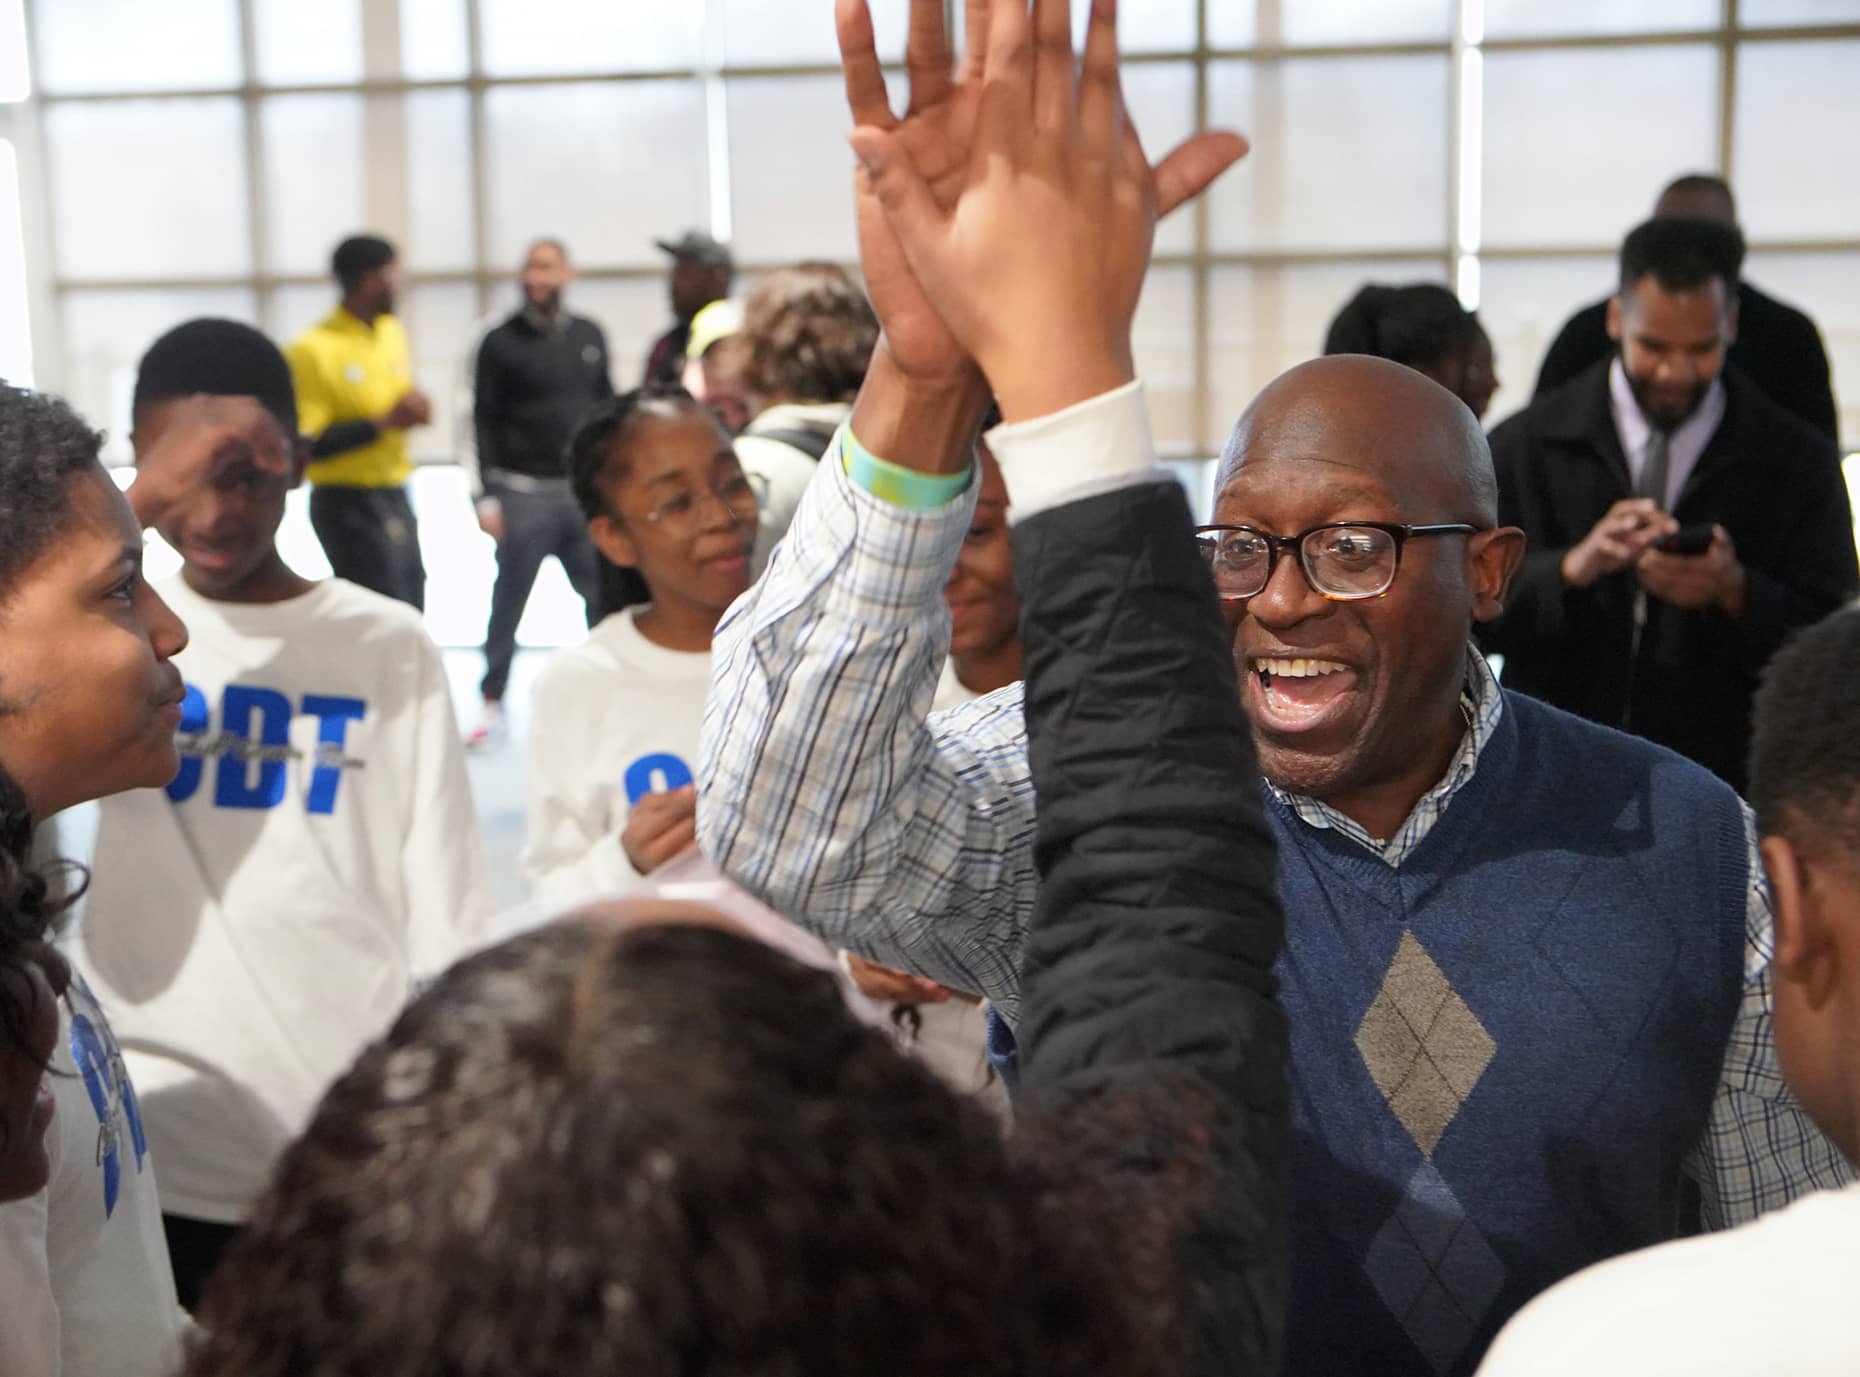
[841,0,1248,387]
[839,0,989,383]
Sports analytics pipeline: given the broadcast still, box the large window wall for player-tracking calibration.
[11,0,1860,642]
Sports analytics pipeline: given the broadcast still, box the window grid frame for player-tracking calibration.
[21,0,1860,460]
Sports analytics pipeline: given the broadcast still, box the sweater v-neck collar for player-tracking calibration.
[1267,648,1504,867]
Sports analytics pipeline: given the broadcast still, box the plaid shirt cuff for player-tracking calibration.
[805,426,979,625]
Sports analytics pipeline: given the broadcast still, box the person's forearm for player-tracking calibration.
[696,453,1038,1011]
[1015,479,1288,1376]
[311,419,381,460]
[847,342,990,475]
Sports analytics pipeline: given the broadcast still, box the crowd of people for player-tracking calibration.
[0,1,1856,1375]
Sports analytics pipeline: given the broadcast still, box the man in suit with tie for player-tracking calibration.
[1482,217,1856,792]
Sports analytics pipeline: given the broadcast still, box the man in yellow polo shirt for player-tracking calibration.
[285,234,432,609]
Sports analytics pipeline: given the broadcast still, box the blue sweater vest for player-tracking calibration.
[1276,691,1747,1377]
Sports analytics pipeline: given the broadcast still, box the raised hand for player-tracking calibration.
[845,0,1247,421]
[126,393,294,531]
[839,0,991,387]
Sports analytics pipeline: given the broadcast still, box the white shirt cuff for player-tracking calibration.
[984,380,1170,524]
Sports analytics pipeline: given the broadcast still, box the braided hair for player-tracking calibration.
[569,386,728,614]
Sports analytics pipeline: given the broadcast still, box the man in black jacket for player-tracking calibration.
[1533,174,1838,443]
[466,239,614,748]
[1485,216,1857,791]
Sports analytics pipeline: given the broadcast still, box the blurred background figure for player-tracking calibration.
[680,297,754,435]
[1533,175,1838,442]
[734,262,878,566]
[642,230,734,390]
[465,239,613,752]
[1324,282,1499,420]
[1483,216,1856,791]
[285,234,432,610]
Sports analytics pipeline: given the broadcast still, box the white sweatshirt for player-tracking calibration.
[734,401,850,572]
[0,976,186,1377]
[74,576,493,1225]
[523,607,711,904]
[1476,1180,1860,1376]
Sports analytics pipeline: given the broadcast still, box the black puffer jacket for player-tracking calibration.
[1010,479,1289,1377]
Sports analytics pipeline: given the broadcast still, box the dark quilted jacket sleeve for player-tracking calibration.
[1010,478,1288,1377]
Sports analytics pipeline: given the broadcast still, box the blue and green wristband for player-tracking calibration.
[841,427,973,510]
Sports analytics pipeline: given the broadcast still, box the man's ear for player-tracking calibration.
[1468,526,1526,624]
[1605,294,1624,344]
[288,435,312,490]
[1763,833,1843,1012]
[589,512,639,571]
[1722,293,1740,351]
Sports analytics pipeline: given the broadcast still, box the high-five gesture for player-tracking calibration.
[844,0,1246,421]
[839,0,992,386]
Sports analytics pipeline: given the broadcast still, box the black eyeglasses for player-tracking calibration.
[1193,522,1480,601]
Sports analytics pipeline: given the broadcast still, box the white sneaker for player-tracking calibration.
[465,701,506,752]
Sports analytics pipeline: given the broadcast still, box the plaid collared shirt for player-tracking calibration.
[700,451,1852,1230]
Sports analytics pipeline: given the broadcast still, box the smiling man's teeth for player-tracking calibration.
[1254,657,1348,679]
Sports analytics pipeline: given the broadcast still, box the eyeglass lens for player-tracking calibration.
[1195,525,1399,600]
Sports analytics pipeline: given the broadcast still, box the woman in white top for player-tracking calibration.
[0,381,288,1377]
[527,389,1000,1107]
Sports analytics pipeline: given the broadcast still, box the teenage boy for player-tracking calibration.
[1476,606,1860,1374]
[75,318,493,1309]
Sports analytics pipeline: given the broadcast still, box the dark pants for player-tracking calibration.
[309,485,426,611]
[481,482,600,701]
[163,1213,239,1312]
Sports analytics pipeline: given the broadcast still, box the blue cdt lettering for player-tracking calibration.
[164,684,211,803]
[624,752,694,806]
[302,695,366,815]
[215,685,293,809]
[68,1013,122,1216]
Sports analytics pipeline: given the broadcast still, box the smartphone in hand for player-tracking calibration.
[1656,523,1715,556]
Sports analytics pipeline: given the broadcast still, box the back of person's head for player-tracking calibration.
[1323,283,1471,374]
[1323,283,1496,416]
[1618,216,1745,297]
[1749,606,1860,1163]
[742,262,878,407]
[1654,172,1737,226]
[132,318,298,435]
[332,234,397,293]
[183,918,1161,1377]
[1751,608,1860,856]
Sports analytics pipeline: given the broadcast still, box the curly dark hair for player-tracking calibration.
[1750,607,1860,858]
[185,919,1163,1377]
[0,382,108,591]
[742,263,878,405]
[0,383,102,1063]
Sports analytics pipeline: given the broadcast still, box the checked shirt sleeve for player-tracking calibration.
[697,437,1041,1018]
[1686,808,1856,1228]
